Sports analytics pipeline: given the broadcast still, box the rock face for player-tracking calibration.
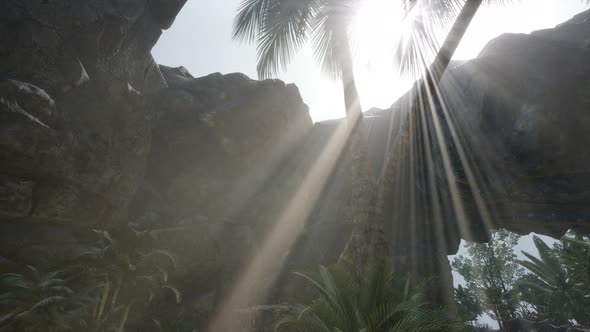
[0,0,185,94]
[358,9,590,254]
[129,66,312,300]
[0,0,314,318]
[132,66,311,227]
[0,0,188,226]
[351,9,590,305]
[427,9,590,244]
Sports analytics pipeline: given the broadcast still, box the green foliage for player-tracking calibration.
[0,265,88,331]
[517,234,590,326]
[0,224,183,332]
[516,236,576,325]
[276,257,461,332]
[454,285,481,324]
[451,230,523,327]
[454,231,590,327]
[74,225,181,331]
[562,235,590,289]
[561,234,590,325]
[232,0,472,80]
[233,0,360,79]
[152,310,199,332]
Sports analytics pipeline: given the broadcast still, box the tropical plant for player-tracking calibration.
[454,284,481,325]
[153,316,184,332]
[451,230,523,330]
[74,225,181,331]
[276,258,460,332]
[401,0,590,93]
[516,236,576,325]
[403,0,517,84]
[562,234,590,289]
[0,225,182,332]
[233,0,363,116]
[0,265,88,332]
[561,234,590,325]
[517,234,590,326]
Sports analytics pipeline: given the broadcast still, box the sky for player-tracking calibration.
[153,0,589,121]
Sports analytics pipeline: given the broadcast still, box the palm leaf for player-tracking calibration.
[282,259,459,332]
[256,0,320,78]
[27,295,67,312]
[234,0,274,43]
[0,311,18,324]
[162,285,182,304]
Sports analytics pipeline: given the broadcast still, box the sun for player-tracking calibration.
[351,0,414,110]
[351,0,405,53]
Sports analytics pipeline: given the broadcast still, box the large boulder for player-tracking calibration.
[0,0,188,269]
[433,9,590,244]
[131,66,312,226]
[0,0,187,94]
[0,0,187,227]
[127,65,313,304]
[0,77,148,226]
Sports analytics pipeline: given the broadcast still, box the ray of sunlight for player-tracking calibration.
[207,114,361,331]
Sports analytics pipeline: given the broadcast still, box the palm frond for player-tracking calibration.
[27,296,67,312]
[234,0,274,43]
[256,0,320,78]
[281,259,459,332]
[0,311,18,325]
[162,285,182,304]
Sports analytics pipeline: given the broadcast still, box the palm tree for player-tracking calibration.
[400,0,518,87]
[233,0,362,118]
[276,258,460,332]
[0,265,88,331]
[401,0,589,95]
[517,236,579,325]
[233,0,388,268]
[562,235,590,289]
[561,235,590,325]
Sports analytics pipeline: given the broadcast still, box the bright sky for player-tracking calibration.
[153,0,589,122]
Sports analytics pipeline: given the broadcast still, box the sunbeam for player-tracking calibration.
[207,114,360,331]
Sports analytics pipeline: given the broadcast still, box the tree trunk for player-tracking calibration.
[340,0,483,271]
[363,0,484,304]
[338,33,389,269]
[427,0,483,86]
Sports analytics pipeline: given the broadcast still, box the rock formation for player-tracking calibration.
[0,0,188,226]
